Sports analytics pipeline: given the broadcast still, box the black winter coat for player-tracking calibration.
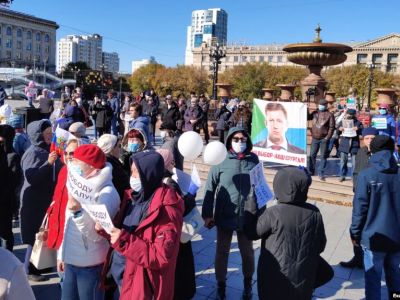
[215,106,231,131]
[244,168,327,300]
[107,155,130,201]
[93,103,113,129]
[161,102,180,131]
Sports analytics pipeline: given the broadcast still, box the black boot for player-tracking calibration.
[216,281,226,300]
[28,263,47,282]
[242,277,252,300]
[339,256,363,269]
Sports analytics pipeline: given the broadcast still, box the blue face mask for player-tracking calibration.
[69,164,83,177]
[128,142,140,153]
[130,177,142,192]
[379,109,387,115]
[232,141,247,153]
[318,105,326,111]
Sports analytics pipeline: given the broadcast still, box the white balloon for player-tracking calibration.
[203,141,227,165]
[178,131,203,161]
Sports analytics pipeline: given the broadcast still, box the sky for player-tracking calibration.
[9,0,400,73]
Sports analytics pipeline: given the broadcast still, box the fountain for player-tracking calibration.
[262,88,274,101]
[283,25,353,103]
[276,84,296,101]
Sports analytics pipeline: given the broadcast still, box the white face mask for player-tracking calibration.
[130,177,142,192]
[160,131,166,139]
[232,141,247,153]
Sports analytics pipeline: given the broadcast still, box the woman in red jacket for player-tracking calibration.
[109,150,184,300]
[47,139,79,250]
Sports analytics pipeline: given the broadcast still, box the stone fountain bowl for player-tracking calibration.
[283,43,353,66]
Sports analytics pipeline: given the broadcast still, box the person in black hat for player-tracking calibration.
[307,99,335,181]
[351,135,400,299]
[340,126,378,269]
[337,109,363,182]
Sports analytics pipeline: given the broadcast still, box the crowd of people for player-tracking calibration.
[0,85,399,300]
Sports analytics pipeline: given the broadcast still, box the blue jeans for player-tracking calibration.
[111,116,118,136]
[339,152,355,177]
[363,247,400,300]
[308,138,329,176]
[62,263,104,300]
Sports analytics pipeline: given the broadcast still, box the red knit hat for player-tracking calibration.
[74,144,106,169]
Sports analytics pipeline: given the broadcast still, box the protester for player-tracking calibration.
[228,101,252,134]
[244,167,332,299]
[119,94,132,136]
[215,98,231,143]
[20,119,61,281]
[307,99,335,181]
[37,89,54,119]
[63,99,85,129]
[176,96,187,132]
[61,86,72,107]
[0,125,22,252]
[156,148,197,300]
[202,127,259,299]
[337,109,363,182]
[351,135,400,300]
[371,103,396,141]
[7,114,30,157]
[340,127,378,269]
[160,122,183,171]
[97,134,130,200]
[128,103,150,139]
[46,139,78,251]
[109,151,184,300]
[93,98,113,137]
[68,122,91,144]
[328,104,346,157]
[89,95,101,139]
[143,96,158,144]
[58,144,120,300]
[107,90,120,136]
[184,97,203,133]
[24,81,37,108]
[161,94,180,132]
[0,247,35,300]
[198,95,210,144]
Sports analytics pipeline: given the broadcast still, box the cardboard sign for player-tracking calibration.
[82,203,114,234]
[342,119,357,137]
[249,163,274,208]
[66,170,96,204]
[371,117,387,130]
[346,97,356,110]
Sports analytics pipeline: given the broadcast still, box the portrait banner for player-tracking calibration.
[251,99,307,167]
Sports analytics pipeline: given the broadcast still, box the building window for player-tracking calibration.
[17,28,22,38]
[268,56,273,63]
[242,56,247,62]
[277,56,283,63]
[45,34,50,42]
[27,31,32,39]
[203,25,213,34]
[6,39,12,48]
[36,32,41,41]
[16,40,22,49]
[357,54,368,64]
[45,45,50,53]
[372,54,383,67]
[6,27,11,36]
[259,56,265,62]
[387,54,398,72]
[234,56,238,62]
[194,34,203,47]
[36,44,41,52]
[26,42,32,51]
[250,56,256,62]
[16,52,21,60]
[6,51,11,59]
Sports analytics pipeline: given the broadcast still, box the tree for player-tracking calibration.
[129,62,166,95]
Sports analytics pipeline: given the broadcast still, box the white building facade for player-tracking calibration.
[0,8,58,73]
[57,33,103,72]
[102,51,119,76]
[131,58,150,74]
[185,8,227,65]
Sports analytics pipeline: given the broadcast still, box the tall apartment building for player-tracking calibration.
[57,33,102,72]
[185,8,227,65]
[131,58,150,74]
[102,51,119,76]
[0,8,58,72]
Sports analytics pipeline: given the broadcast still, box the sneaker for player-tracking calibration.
[319,175,326,181]
[339,177,345,182]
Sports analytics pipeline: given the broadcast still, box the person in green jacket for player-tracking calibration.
[202,126,259,300]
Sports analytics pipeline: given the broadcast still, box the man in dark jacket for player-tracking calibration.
[340,127,378,269]
[351,135,400,300]
[198,95,210,144]
[308,98,335,181]
[184,97,203,132]
[202,127,259,300]
[161,95,180,131]
[215,98,231,143]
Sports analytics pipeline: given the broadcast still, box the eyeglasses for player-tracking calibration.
[232,137,247,143]
[64,151,74,157]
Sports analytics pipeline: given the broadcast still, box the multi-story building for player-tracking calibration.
[190,33,400,75]
[57,33,102,72]
[102,51,119,76]
[185,8,227,66]
[131,58,150,74]
[0,8,58,73]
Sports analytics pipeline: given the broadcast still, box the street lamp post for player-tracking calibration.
[367,64,375,111]
[209,43,226,100]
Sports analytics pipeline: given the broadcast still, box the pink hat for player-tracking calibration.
[378,103,389,109]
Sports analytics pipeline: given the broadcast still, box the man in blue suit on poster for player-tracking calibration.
[254,102,305,154]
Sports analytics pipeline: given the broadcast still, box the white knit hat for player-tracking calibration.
[68,122,86,137]
[97,134,118,154]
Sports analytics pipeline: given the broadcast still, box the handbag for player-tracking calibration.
[30,214,57,270]
[180,207,204,243]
